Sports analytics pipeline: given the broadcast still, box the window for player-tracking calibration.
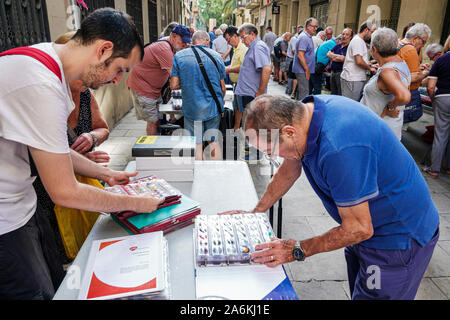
[310,1,329,30]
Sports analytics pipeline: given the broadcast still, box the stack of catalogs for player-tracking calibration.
[194,213,275,266]
[111,194,201,235]
[132,135,196,182]
[78,232,171,300]
[105,176,201,235]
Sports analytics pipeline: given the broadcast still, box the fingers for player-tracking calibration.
[86,151,110,163]
[71,134,93,154]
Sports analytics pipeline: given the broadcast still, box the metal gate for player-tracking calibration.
[148,0,158,43]
[441,0,450,45]
[126,0,143,41]
[80,0,115,21]
[0,0,51,52]
[310,0,329,29]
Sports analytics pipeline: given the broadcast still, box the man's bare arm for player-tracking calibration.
[256,65,272,96]
[29,147,163,213]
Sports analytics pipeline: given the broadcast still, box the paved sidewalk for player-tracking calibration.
[97,79,450,300]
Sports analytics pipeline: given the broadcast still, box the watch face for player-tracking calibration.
[293,248,304,261]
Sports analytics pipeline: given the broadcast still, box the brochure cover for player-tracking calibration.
[78,232,167,300]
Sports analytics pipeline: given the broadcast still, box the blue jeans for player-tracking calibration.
[310,73,323,95]
[184,115,221,145]
[345,228,439,300]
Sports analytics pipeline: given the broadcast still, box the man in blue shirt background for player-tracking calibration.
[239,94,440,300]
[170,30,226,161]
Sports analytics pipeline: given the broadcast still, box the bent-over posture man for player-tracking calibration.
[228,94,439,300]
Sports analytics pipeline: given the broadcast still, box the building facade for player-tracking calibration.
[236,0,449,46]
[0,0,194,128]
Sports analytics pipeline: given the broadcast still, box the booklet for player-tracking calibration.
[78,232,170,300]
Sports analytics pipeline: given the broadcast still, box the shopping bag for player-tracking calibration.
[53,175,103,260]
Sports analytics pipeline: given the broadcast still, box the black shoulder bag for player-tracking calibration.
[191,46,223,118]
[191,46,234,149]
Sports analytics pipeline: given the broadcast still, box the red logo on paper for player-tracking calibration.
[129,246,138,251]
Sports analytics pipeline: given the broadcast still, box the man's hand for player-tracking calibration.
[104,170,138,186]
[305,69,310,81]
[133,193,166,213]
[255,90,265,97]
[251,238,296,267]
[71,133,94,154]
[85,150,110,164]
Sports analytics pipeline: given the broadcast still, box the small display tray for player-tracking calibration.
[104,176,182,218]
[194,213,275,266]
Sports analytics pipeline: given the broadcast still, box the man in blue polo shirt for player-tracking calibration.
[170,30,226,160]
[240,94,440,300]
[293,18,317,100]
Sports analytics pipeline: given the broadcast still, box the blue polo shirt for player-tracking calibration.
[172,45,226,122]
[235,38,271,97]
[300,95,439,250]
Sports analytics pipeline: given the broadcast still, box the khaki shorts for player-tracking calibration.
[130,90,162,122]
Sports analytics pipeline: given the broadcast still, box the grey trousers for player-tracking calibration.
[295,73,310,101]
[431,95,450,172]
[330,71,342,95]
[341,78,366,101]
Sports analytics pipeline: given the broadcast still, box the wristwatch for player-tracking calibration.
[292,241,305,261]
[89,132,98,148]
[387,104,396,112]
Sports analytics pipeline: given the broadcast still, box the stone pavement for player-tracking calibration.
[97,80,450,300]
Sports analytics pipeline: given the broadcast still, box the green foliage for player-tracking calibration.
[198,0,235,27]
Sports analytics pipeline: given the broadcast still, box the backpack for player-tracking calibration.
[274,40,284,58]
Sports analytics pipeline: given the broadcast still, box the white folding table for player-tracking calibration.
[53,160,259,300]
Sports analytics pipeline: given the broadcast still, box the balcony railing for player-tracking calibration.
[242,0,260,10]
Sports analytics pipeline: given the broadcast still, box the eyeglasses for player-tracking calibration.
[418,37,427,45]
[310,25,319,29]
[240,34,250,41]
[263,152,281,168]
[263,135,281,168]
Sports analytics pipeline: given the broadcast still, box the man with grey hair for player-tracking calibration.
[426,43,444,62]
[170,30,226,160]
[213,23,232,84]
[235,23,271,106]
[325,26,334,41]
[340,21,377,101]
[398,23,432,123]
[312,30,326,51]
[273,32,292,85]
[293,18,318,100]
[229,93,439,300]
[235,22,271,161]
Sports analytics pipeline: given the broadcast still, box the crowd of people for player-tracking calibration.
[263,19,450,177]
[0,6,448,301]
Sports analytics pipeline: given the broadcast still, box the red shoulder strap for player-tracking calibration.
[0,46,62,83]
